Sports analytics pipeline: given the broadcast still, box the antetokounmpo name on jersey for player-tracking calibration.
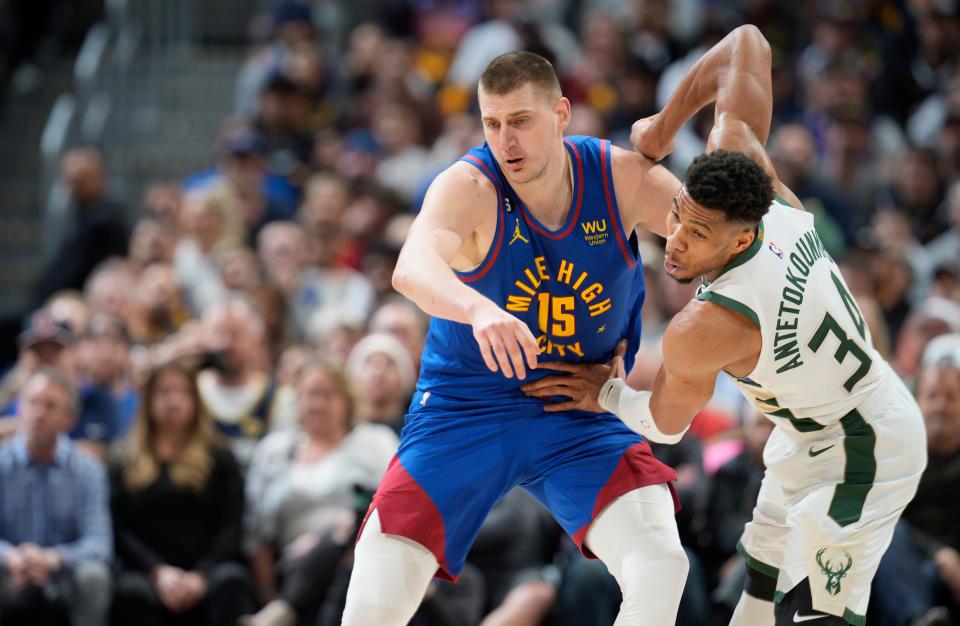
[774,229,831,374]
[505,255,613,356]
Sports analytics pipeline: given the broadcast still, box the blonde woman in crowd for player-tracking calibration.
[243,359,397,626]
[110,362,255,626]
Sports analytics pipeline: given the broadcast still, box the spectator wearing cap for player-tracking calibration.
[0,309,75,423]
[76,315,138,438]
[184,121,299,243]
[0,369,112,626]
[871,343,960,626]
[2,310,125,461]
[30,148,130,308]
[254,73,315,185]
[344,332,416,435]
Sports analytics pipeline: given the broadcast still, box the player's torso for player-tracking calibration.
[418,136,646,400]
[697,200,884,431]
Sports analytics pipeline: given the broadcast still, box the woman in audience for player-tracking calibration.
[243,358,398,626]
[110,362,255,626]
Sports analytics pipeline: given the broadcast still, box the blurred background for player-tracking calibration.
[0,0,958,625]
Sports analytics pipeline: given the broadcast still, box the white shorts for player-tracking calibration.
[738,364,927,625]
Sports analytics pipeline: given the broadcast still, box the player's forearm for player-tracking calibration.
[652,25,771,145]
[598,379,692,444]
[392,251,492,325]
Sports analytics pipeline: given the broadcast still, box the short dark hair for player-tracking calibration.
[479,51,561,101]
[684,150,774,224]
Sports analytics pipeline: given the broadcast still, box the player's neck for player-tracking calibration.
[515,144,573,230]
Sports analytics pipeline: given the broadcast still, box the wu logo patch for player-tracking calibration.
[509,218,529,245]
[769,241,784,259]
[581,219,609,246]
[816,547,852,596]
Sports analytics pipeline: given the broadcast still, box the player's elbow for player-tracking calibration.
[734,24,771,64]
[391,265,412,296]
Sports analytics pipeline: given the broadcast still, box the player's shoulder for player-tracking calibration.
[665,297,756,360]
[429,159,499,203]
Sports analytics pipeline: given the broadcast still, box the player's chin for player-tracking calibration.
[667,271,696,285]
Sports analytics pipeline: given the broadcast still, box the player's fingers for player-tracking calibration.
[490,337,514,379]
[520,375,570,392]
[524,385,575,399]
[506,337,527,380]
[543,400,580,412]
[535,361,581,373]
[614,339,628,360]
[517,326,540,370]
[476,335,499,373]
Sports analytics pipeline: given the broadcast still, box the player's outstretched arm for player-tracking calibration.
[631,25,803,209]
[393,163,539,379]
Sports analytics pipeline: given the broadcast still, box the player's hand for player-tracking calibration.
[631,114,675,162]
[521,340,627,412]
[468,299,539,380]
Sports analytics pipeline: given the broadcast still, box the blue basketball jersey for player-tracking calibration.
[416,136,646,400]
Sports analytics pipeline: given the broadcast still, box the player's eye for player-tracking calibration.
[694,230,707,239]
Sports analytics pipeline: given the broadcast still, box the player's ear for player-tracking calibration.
[733,226,755,254]
[555,96,571,132]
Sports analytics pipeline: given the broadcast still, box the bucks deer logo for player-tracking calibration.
[816,547,853,596]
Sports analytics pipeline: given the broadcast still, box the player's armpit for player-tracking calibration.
[611,146,681,239]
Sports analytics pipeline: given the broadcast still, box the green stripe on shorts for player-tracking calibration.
[737,540,779,580]
[827,408,876,527]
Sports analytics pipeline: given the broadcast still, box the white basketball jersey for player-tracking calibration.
[695,198,884,432]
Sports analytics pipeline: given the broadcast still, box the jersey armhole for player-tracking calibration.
[696,290,760,328]
[456,156,505,283]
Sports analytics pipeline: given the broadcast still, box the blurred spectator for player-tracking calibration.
[83,259,138,329]
[254,74,315,185]
[872,349,960,625]
[768,123,854,253]
[44,290,91,338]
[197,299,277,466]
[345,333,417,434]
[0,369,111,626]
[368,296,429,368]
[372,100,431,202]
[76,315,137,438]
[875,146,947,244]
[111,362,254,626]
[234,1,318,119]
[31,148,129,308]
[142,182,184,225]
[174,190,233,316]
[297,173,352,268]
[257,220,374,341]
[925,180,960,277]
[243,359,397,626]
[445,1,580,93]
[197,299,275,466]
[0,309,74,419]
[185,123,299,241]
[894,297,960,385]
[130,263,190,345]
[128,218,177,274]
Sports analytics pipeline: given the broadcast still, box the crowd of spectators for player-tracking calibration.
[1,0,959,625]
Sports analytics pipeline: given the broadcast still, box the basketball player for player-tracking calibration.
[340,52,691,626]
[523,25,927,626]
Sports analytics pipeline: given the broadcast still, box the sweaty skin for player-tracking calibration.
[523,25,799,434]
